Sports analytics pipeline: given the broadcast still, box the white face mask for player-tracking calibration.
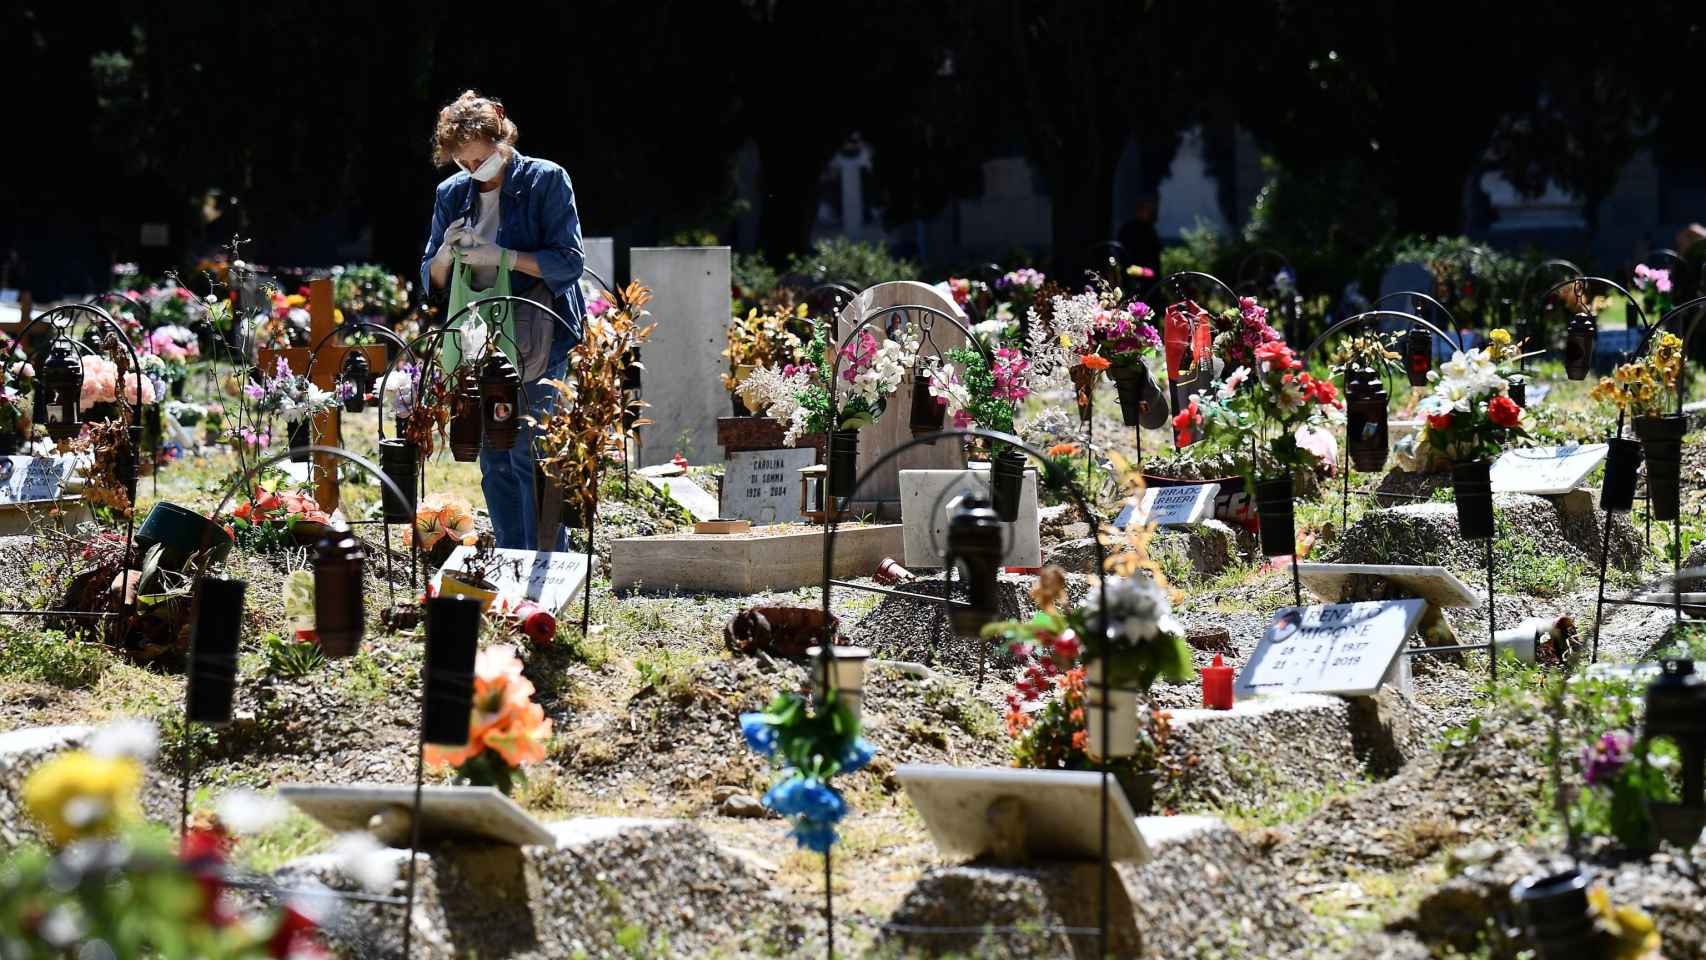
[464,147,505,182]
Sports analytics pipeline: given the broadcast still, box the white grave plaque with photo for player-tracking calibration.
[1235,599,1426,698]
[0,456,73,505]
[721,448,814,524]
[1490,443,1607,496]
[434,547,590,616]
[1124,482,1220,529]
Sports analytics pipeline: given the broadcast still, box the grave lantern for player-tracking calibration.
[946,495,1003,639]
[1403,326,1433,388]
[379,438,419,524]
[806,644,871,722]
[186,577,245,724]
[338,349,371,414]
[1641,658,1706,846]
[479,352,522,452]
[448,369,482,462]
[313,524,366,658]
[1509,868,1601,960]
[1343,366,1390,473]
[424,594,481,746]
[908,373,946,437]
[35,337,83,442]
[119,424,143,504]
[1564,313,1597,381]
[622,347,643,392]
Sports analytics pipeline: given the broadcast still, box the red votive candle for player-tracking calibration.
[1203,653,1234,710]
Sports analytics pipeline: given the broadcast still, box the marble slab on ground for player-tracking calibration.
[1296,562,1480,608]
[1490,443,1607,495]
[721,448,814,524]
[610,522,904,593]
[433,547,589,615]
[899,466,1040,568]
[896,764,1149,864]
[279,784,555,847]
[644,473,719,522]
[0,725,91,757]
[1235,599,1427,699]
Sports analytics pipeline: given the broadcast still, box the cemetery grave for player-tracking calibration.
[6,245,1706,960]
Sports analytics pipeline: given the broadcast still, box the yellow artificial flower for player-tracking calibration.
[22,751,143,847]
[1488,328,1512,346]
[1587,884,1661,960]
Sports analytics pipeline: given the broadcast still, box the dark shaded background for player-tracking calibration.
[4,0,1702,297]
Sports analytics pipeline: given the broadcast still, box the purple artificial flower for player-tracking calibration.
[1581,730,1633,786]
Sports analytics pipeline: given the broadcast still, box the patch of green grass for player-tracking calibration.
[633,648,703,699]
[236,809,331,873]
[262,632,326,681]
[0,625,115,689]
[1213,751,1369,828]
[335,648,390,703]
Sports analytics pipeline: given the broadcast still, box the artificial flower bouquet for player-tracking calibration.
[722,303,807,403]
[1591,330,1687,520]
[1589,331,1683,421]
[1414,346,1527,463]
[404,491,480,563]
[423,644,553,795]
[148,324,201,385]
[1172,335,1342,483]
[79,354,156,413]
[923,345,1030,434]
[740,689,875,853]
[737,321,916,442]
[224,480,333,551]
[1631,262,1674,326]
[0,345,32,441]
[246,356,336,425]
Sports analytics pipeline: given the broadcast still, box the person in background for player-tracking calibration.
[1117,195,1163,279]
[420,90,586,551]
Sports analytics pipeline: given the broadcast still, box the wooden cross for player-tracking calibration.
[256,278,388,514]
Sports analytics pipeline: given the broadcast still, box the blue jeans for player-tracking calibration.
[481,354,570,552]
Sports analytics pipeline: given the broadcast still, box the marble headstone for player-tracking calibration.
[432,547,590,616]
[1295,563,1480,609]
[722,448,814,524]
[1490,443,1607,496]
[630,246,732,466]
[838,281,968,510]
[1235,600,1426,699]
[899,466,1041,568]
[279,784,555,848]
[583,236,616,291]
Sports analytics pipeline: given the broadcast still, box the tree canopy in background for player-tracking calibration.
[4,0,1702,296]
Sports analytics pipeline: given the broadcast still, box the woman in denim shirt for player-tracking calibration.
[421,91,586,551]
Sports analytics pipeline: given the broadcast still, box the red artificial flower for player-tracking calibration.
[1427,412,1454,431]
[1254,340,1300,371]
[1487,394,1521,428]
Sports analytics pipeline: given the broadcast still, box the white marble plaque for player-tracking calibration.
[895,764,1149,864]
[1296,563,1480,609]
[1124,482,1219,529]
[279,784,555,847]
[0,456,72,504]
[1235,599,1426,698]
[644,473,719,522]
[434,547,589,616]
[899,466,1041,568]
[1490,443,1607,496]
[721,448,814,524]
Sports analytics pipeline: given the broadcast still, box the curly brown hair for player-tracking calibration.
[431,90,519,167]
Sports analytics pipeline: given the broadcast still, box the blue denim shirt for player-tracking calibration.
[420,149,585,359]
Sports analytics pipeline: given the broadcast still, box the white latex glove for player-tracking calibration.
[458,240,506,269]
[432,218,469,267]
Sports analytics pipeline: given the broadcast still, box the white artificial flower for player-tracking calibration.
[215,789,292,835]
[86,718,158,762]
[329,832,401,894]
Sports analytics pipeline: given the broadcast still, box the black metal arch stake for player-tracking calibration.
[375,293,598,635]
[1588,295,1706,661]
[1297,311,1502,679]
[822,427,1116,959]
[181,444,431,957]
[0,304,147,628]
[1527,276,1656,666]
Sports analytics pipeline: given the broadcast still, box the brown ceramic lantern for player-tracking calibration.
[449,369,482,462]
[313,524,366,657]
[35,338,83,442]
[379,438,419,524]
[908,372,946,437]
[479,352,522,452]
[1564,313,1597,381]
[1343,366,1390,473]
